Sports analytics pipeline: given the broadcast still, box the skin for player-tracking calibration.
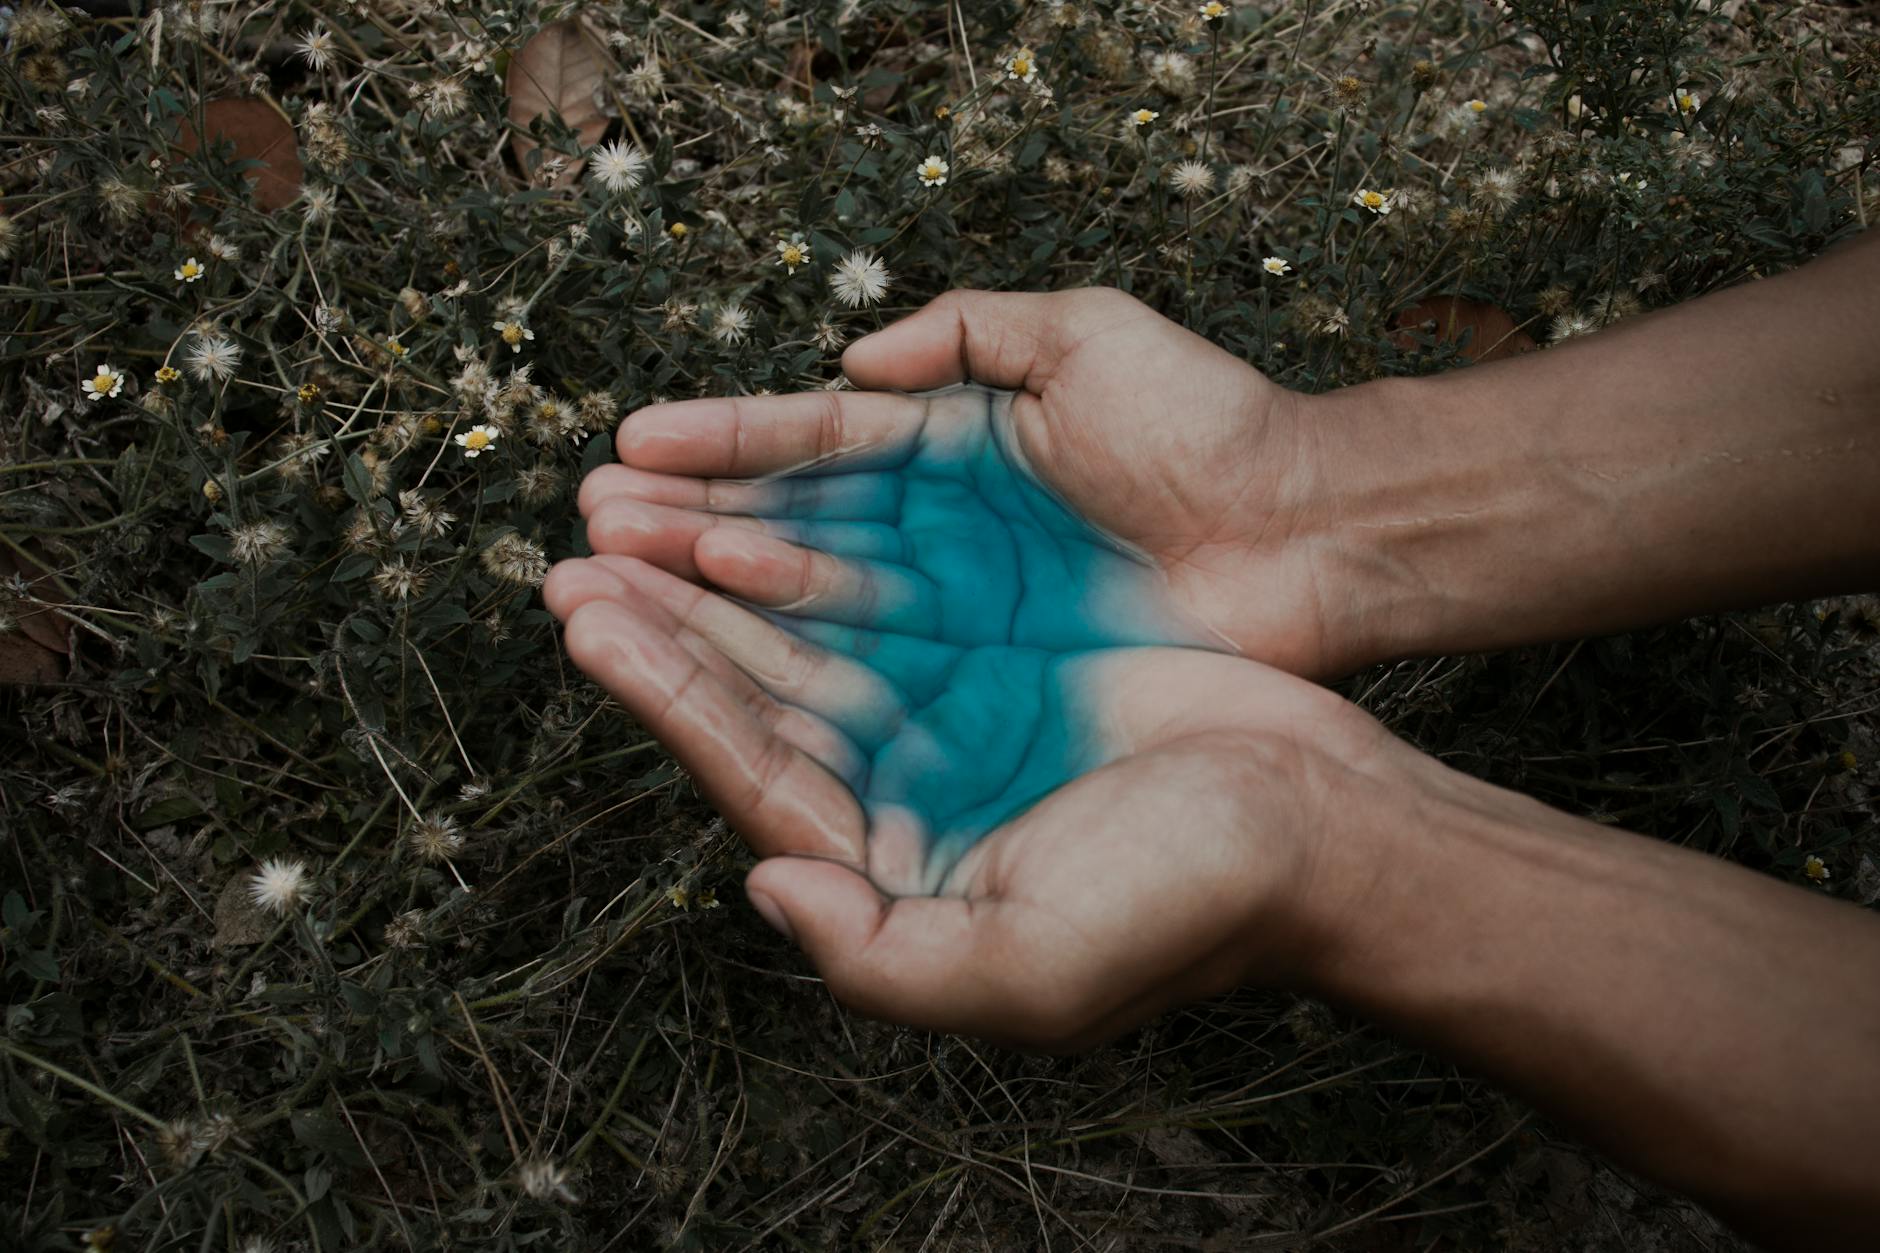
[547,228,1880,1247]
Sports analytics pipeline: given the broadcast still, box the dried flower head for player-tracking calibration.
[248,857,310,914]
[480,532,549,586]
[830,251,892,308]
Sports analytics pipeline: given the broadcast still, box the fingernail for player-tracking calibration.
[747,888,794,942]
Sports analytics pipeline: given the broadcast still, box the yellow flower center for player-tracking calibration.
[91,371,115,392]
[780,244,805,266]
[500,323,523,345]
[669,222,688,238]
[1011,56,1032,77]
[1468,100,1487,112]
[182,262,200,277]
[387,339,406,356]
[1134,110,1154,123]
[1203,3,1226,17]
[464,430,491,451]
[156,366,179,383]
[922,163,942,178]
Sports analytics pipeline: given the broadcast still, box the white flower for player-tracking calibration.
[295,27,336,72]
[711,303,752,344]
[829,250,891,308]
[1673,89,1701,115]
[1464,98,1489,116]
[1262,256,1291,276]
[185,334,242,382]
[1128,107,1159,128]
[455,423,501,457]
[774,234,810,274]
[206,234,240,261]
[175,256,206,283]
[1169,159,1216,197]
[1199,2,1229,23]
[916,155,950,188]
[1614,171,1648,193]
[588,139,648,194]
[248,858,310,915]
[493,319,534,353]
[1803,855,1831,884]
[1004,47,1040,83]
[1351,187,1392,215]
[81,363,125,401]
[518,1158,578,1204]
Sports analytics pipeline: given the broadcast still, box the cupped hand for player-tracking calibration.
[543,555,1401,1048]
[579,289,1368,678]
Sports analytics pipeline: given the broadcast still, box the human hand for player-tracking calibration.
[578,289,1374,677]
[543,554,1401,1046]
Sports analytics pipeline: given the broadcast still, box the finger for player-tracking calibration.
[550,559,872,787]
[694,529,940,636]
[746,856,1053,1040]
[587,554,916,752]
[753,615,967,708]
[616,391,932,479]
[841,288,1146,392]
[583,497,761,580]
[583,494,912,577]
[584,461,908,521]
[557,590,867,863]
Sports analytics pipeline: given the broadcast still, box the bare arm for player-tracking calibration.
[1307,753,1880,1250]
[1305,228,1880,668]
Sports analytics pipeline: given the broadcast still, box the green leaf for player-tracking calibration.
[342,452,375,506]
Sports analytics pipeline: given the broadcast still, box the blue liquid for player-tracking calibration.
[728,385,1229,892]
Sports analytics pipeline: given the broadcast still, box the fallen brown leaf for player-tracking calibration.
[506,20,611,186]
[0,544,68,686]
[1391,295,1536,363]
[174,98,304,213]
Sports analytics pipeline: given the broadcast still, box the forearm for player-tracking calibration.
[1307,763,1880,1248]
[1303,229,1880,667]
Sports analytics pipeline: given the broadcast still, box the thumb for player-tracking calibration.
[842,288,1139,393]
[745,855,1030,1038]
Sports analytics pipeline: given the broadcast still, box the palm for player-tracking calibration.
[546,554,1346,1042]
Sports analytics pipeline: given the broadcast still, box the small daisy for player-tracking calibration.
[492,319,533,353]
[1803,855,1830,884]
[248,858,310,915]
[1351,187,1392,215]
[667,222,689,240]
[1199,2,1229,22]
[1673,89,1700,115]
[711,303,752,344]
[174,256,206,283]
[588,139,648,194]
[1005,47,1039,83]
[81,363,125,401]
[385,337,407,358]
[1262,256,1291,276]
[296,382,320,402]
[830,250,892,308]
[185,334,242,382]
[916,154,950,188]
[154,365,181,385]
[1614,171,1648,193]
[1129,107,1159,128]
[455,423,501,457]
[774,234,810,275]
[1169,159,1216,197]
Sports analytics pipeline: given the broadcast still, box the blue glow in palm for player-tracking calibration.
[578,385,1235,892]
